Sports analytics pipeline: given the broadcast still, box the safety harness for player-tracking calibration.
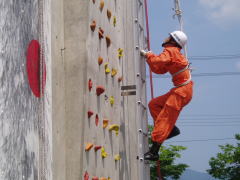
[172,63,192,88]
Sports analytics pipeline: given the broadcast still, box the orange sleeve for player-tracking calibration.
[146,49,171,74]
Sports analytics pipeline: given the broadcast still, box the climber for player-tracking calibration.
[140,31,193,161]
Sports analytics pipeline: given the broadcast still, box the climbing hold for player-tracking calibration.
[111,68,117,77]
[90,20,96,32]
[94,145,102,152]
[92,177,99,180]
[109,124,120,135]
[98,28,104,39]
[104,62,109,69]
[100,177,108,180]
[88,79,93,91]
[118,76,123,83]
[92,0,96,4]
[103,119,109,128]
[107,9,112,20]
[85,143,94,151]
[26,40,46,98]
[113,16,117,27]
[101,147,108,158]
[84,171,89,180]
[96,86,105,96]
[99,0,104,11]
[114,154,121,161]
[104,63,111,74]
[118,48,124,58]
[88,110,94,118]
[99,178,107,180]
[105,67,111,74]
[95,114,99,126]
[105,36,111,47]
[109,96,115,106]
[98,57,103,65]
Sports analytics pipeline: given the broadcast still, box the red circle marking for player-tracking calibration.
[26,40,46,98]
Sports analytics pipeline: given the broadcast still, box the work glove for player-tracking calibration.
[140,49,151,57]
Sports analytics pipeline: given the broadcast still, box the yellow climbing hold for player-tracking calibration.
[101,147,108,158]
[114,154,121,161]
[111,68,117,77]
[103,119,109,128]
[118,48,124,58]
[105,67,111,74]
[113,16,116,27]
[85,143,94,151]
[109,96,114,106]
[109,124,120,135]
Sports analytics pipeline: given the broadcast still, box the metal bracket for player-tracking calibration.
[121,85,136,96]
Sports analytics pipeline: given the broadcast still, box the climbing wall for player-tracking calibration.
[82,0,149,179]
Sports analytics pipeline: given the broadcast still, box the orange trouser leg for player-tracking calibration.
[151,105,180,143]
[148,92,171,123]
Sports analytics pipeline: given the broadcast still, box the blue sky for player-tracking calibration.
[147,0,240,173]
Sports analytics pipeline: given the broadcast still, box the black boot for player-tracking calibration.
[144,141,161,161]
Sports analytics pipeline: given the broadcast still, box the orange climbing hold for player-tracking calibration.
[90,20,96,32]
[84,171,89,180]
[99,0,104,11]
[88,79,93,91]
[98,57,103,65]
[105,36,111,47]
[107,9,112,20]
[88,110,94,118]
[103,119,109,128]
[92,177,99,180]
[95,114,99,126]
[94,145,102,152]
[85,143,94,151]
[96,86,105,96]
[98,28,104,39]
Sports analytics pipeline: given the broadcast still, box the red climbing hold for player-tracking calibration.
[92,177,99,180]
[84,171,89,180]
[88,110,94,118]
[88,79,93,91]
[96,86,105,96]
[94,146,102,152]
[26,40,46,98]
[95,114,99,126]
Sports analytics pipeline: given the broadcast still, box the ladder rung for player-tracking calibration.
[121,85,136,90]
[121,91,136,96]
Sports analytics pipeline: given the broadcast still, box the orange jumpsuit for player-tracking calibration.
[146,45,193,143]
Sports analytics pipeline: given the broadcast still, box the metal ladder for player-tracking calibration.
[133,0,149,179]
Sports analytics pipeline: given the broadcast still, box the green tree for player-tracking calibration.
[148,125,188,180]
[207,134,240,180]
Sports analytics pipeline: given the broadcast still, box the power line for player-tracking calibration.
[189,53,240,61]
[181,114,240,117]
[166,137,236,143]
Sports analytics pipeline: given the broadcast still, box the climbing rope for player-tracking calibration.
[144,0,154,99]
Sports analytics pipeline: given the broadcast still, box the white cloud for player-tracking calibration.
[199,0,240,26]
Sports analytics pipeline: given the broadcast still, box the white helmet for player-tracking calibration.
[170,31,187,48]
